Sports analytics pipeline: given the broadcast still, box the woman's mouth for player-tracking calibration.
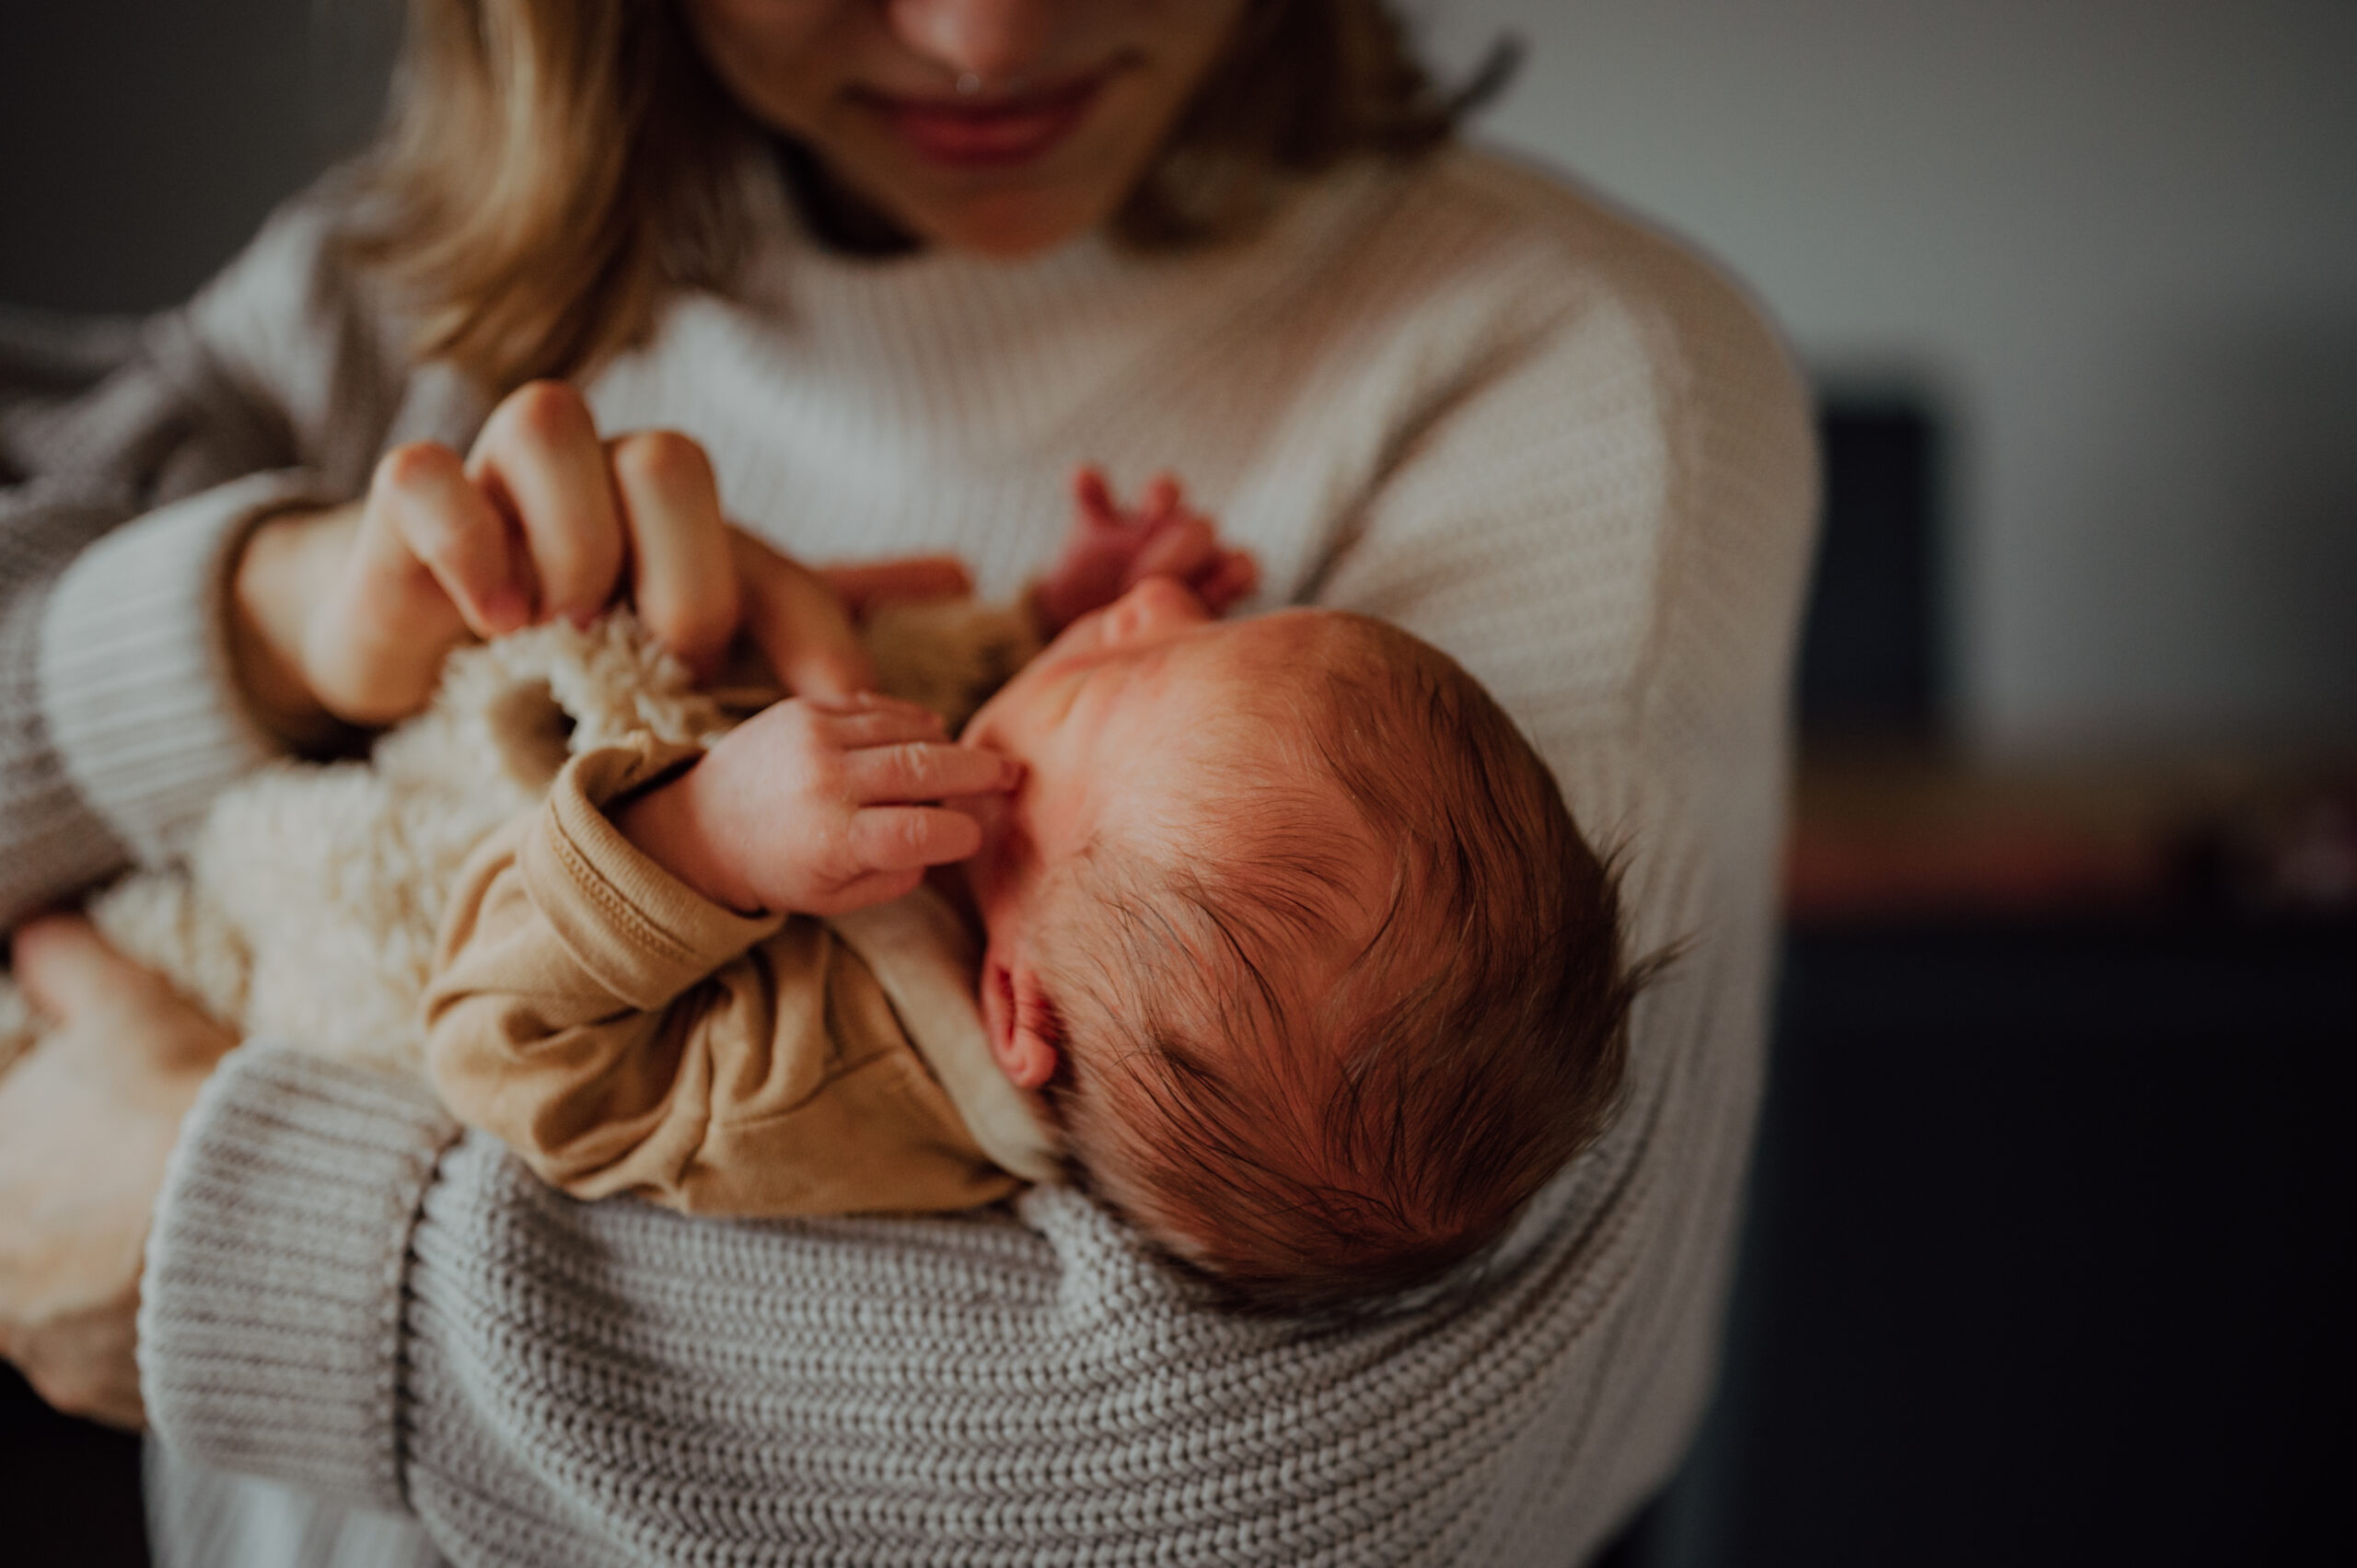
[859,72,1110,170]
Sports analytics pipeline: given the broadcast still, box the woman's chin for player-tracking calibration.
[837,155,1115,257]
[916,192,1105,257]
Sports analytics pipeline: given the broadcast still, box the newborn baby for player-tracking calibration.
[428,477,1641,1315]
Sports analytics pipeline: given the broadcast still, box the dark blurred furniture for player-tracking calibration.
[1639,908,2357,1568]
[1796,394,1946,739]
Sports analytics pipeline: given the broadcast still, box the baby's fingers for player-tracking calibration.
[1137,473,1184,526]
[1127,512,1219,587]
[811,867,927,915]
[809,693,946,749]
[1193,548,1260,615]
[843,741,1020,804]
[849,806,985,873]
[1072,465,1121,531]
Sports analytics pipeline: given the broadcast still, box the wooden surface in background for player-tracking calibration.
[1785,744,2357,923]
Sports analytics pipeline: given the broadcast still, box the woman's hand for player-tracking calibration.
[232,381,736,732]
[229,380,943,737]
[0,916,237,1430]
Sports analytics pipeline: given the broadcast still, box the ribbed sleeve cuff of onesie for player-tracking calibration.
[139,1043,460,1514]
[525,740,783,1009]
[37,470,333,865]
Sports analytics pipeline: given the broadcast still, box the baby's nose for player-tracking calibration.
[1105,576,1209,643]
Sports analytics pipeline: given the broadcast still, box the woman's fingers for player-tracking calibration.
[608,431,740,676]
[847,806,985,872]
[842,741,1019,805]
[732,531,875,699]
[10,916,231,1075]
[819,555,974,613]
[10,914,133,1025]
[299,446,501,726]
[366,443,528,638]
[466,381,627,621]
[0,920,235,1434]
[0,1293,145,1433]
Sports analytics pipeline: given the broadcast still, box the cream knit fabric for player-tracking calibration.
[14,145,1814,1566]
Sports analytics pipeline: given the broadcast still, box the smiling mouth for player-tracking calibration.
[857,71,1112,170]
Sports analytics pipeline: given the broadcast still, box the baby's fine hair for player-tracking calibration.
[1037,612,1644,1317]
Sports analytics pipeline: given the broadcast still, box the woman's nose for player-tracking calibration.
[884,0,1064,85]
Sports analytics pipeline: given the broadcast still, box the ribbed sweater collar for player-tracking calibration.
[723,151,1403,412]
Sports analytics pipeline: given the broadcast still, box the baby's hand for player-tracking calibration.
[1029,467,1260,635]
[616,693,1020,917]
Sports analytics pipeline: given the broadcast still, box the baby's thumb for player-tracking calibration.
[12,914,138,1025]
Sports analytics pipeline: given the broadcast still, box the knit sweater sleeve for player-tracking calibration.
[0,195,418,923]
[1308,191,1819,943]
[1311,182,1817,1518]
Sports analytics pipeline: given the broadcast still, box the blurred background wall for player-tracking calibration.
[1422,0,2357,756]
[6,1,2350,755]
[0,1,395,313]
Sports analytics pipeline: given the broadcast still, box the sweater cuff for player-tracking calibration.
[139,1042,459,1514]
[37,470,333,865]
[523,740,783,1009]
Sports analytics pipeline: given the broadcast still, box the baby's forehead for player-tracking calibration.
[1175,608,1389,702]
[1145,611,1419,765]
[1219,606,1373,659]
[1114,646,1406,892]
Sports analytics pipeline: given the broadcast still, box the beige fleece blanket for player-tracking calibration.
[0,598,1029,1077]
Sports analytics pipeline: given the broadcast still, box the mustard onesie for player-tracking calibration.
[424,735,1062,1216]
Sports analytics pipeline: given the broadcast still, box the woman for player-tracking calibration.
[0,2,1815,1562]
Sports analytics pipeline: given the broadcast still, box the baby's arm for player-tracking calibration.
[425,702,1018,1212]
[424,739,784,1204]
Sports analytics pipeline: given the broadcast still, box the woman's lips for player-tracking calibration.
[862,75,1107,169]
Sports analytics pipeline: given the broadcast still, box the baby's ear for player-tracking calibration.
[986,959,1062,1091]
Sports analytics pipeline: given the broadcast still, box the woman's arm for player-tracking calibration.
[0,202,418,925]
[1,191,800,927]
[1308,220,1819,947]
[1302,199,1820,1532]
[133,201,1819,1566]
[0,566,980,1438]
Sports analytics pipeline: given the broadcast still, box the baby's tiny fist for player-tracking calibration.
[1034,466,1254,633]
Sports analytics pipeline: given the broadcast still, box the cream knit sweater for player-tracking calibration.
[3,145,1814,1566]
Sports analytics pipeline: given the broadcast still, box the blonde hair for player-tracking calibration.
[346,0,1485,393]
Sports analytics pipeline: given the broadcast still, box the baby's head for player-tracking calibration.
[961,579,1640,1315]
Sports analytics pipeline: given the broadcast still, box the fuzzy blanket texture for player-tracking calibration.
[0,599,1025,1078]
